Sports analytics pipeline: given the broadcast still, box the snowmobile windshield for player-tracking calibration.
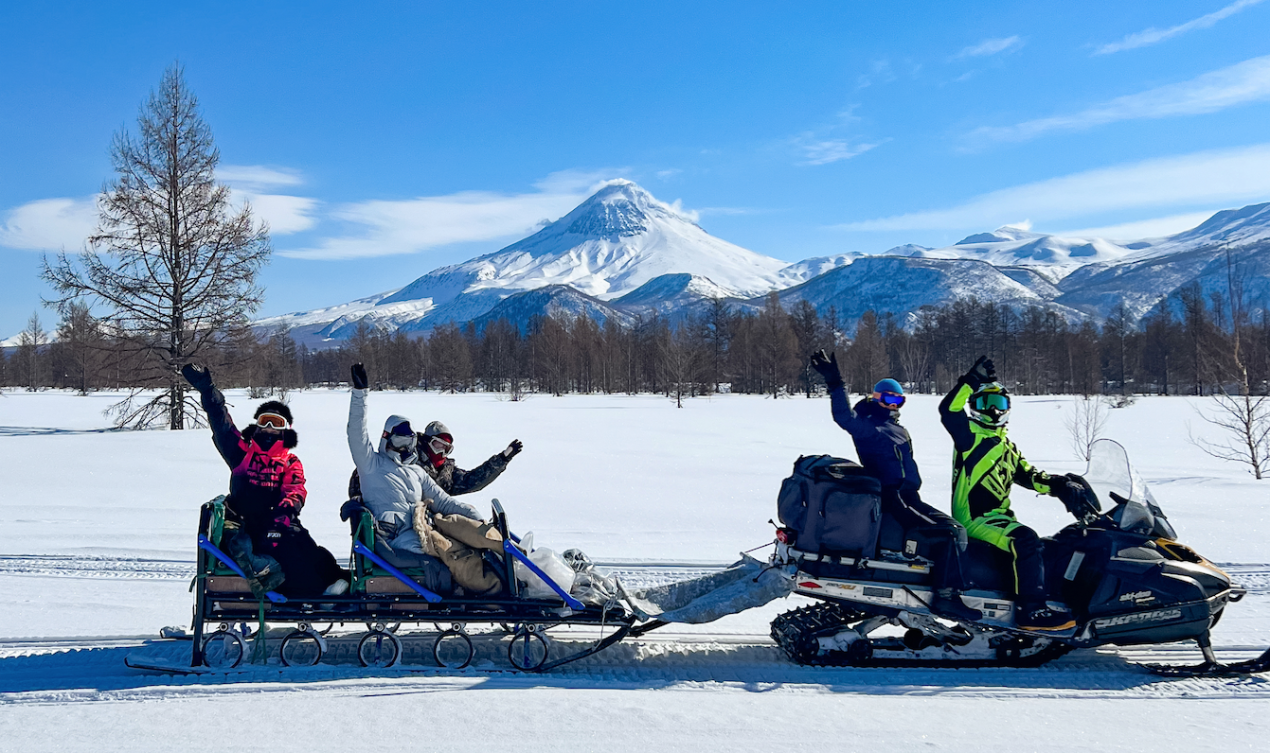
[1083,439,1177,539]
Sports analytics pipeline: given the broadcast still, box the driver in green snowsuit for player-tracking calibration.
[939,356,1083,632]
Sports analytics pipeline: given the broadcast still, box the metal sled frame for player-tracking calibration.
[186,498,635,672]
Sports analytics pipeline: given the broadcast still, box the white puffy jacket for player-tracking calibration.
[347,388,481,556]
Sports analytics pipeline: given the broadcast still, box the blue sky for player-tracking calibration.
[4,1,1270,337]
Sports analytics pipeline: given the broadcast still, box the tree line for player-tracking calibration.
[9,281,1268,402]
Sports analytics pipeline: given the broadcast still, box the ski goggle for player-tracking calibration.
[972,393,1010,412]
[385,422,416,451]
[255,413,290,430]
[388,432,417,451]
[427,435,454,456]
[873,391,905,408]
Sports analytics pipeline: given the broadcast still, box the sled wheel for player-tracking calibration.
[433,627,474,669]
[358,628,402,668]
[365,621,401,634]
[201,629,246,669]
[280,628,325,667]
[507,627,549,671]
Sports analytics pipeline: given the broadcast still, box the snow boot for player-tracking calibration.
[247,565,285,600]
[1017,602,1075,632]
[930,589,982,622]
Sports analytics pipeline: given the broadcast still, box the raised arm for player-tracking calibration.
[347,364,377,474]
[939,380,976,452]
[448,452,511,495]
[181,364,244,469]
[811,350,864,434]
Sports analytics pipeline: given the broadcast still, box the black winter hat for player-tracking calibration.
[254,400,294,425]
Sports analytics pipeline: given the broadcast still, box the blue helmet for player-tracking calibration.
[873,378,903,395]
[871,378,905,409]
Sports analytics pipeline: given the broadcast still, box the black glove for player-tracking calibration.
[181,363,214,393]
[810,349,844,392]
[350,362,368,390]
[503,439,523,460]
[964,356,995,389]
[1053,474,1094,519]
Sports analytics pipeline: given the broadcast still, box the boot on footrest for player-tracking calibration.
[930,589,982,622]
[1016,602,1075,631]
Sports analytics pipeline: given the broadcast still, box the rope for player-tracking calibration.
[741,540,775,555]
[250,600,268,664]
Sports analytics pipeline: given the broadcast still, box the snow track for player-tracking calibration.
[3,558,1269,705]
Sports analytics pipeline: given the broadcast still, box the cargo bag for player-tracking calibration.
[776,455,882,557]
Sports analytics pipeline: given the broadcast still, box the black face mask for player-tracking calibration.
[253,429,281,451]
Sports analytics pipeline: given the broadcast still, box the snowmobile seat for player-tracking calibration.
[961,539,1015,594]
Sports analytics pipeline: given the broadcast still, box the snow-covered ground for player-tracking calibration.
[2,388,1268,751]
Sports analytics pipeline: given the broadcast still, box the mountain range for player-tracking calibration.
[258,181,1270,347]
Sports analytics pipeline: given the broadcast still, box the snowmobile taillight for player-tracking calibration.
[798,581,822,589]
[775,528,797,545]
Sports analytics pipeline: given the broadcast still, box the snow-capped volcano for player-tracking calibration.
[261,181,790,343]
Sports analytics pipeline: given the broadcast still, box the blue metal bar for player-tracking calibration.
[352,541,443,603]
[502,541,585,611]
[197,535,287,604]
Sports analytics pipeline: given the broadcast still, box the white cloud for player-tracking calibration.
[1094,0,1265,56]
[1054,211,1219,240]
[836,143,1270,232]
[954,36,1024,60]
[0,196,98,251]
[656,168,683,179]
[216,164,304,189]
[234,192,319,235]
[279,170,625,261]
[969,55,1270,144]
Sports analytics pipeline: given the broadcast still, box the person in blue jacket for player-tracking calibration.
[810,349,980,622]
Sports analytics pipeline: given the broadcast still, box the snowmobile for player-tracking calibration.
[769,439,1270,676]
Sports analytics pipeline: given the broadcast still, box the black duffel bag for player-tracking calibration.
[776,455,882,557]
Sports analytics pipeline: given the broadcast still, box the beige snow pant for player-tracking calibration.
[417,512,505,597]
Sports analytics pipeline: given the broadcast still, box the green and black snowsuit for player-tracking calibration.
[938,378,1056,604]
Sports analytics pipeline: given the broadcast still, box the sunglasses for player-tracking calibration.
[874,392,905,408]
[256,413,290,430]
[428,436,454,456]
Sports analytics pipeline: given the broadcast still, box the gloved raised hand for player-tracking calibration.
[964,356,996,388]
[181,363,215,393]
[350,362,369,390]
[810,349,844,391]
[502,439,523,460]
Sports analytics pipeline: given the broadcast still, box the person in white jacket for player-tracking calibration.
[347,363,483,592]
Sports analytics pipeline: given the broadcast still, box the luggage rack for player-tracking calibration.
[170,497,638,673]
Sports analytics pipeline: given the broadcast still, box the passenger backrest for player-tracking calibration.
[777,455,882,557]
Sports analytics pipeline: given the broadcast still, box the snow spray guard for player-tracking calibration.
[777,455,882,557]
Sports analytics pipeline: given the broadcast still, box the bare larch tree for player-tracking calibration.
[42,65,271,428]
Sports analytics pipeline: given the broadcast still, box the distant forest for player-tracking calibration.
[5,282,1269,400]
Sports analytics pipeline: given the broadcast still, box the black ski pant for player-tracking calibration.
[965,515,1046,607]
[253,524,348,598]
[883,488,969,592]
